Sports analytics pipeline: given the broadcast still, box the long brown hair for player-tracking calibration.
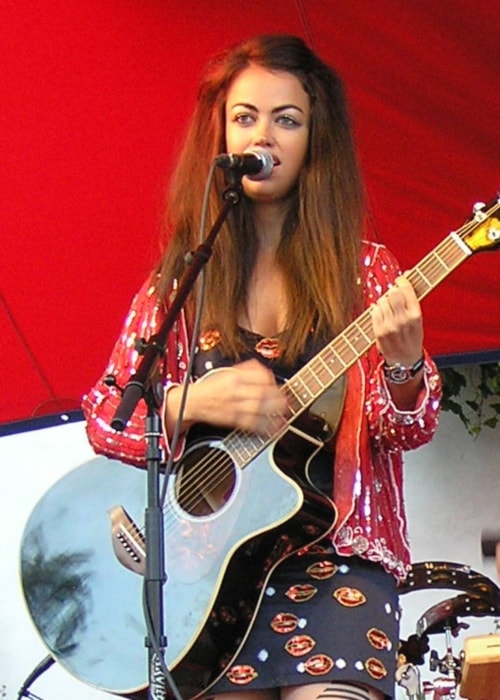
[157,34,365,362]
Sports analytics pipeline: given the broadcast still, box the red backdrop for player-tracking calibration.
[1,0,499,425]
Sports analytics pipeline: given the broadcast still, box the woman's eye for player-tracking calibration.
[277,114,299,127]
[234,113,254,125]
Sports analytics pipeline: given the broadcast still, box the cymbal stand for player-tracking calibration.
[423,622,462,699]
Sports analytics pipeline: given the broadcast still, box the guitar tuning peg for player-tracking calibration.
[472,201,488,223]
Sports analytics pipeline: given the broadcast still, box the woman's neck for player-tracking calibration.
[251,199,289,250]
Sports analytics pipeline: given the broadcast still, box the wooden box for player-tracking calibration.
[460,634,500,700]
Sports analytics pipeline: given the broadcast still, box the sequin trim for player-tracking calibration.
[365,657,387,680]
[333,587,367,607]
[285,583,318,602]
[306,561,338,580]
[198,329,221,351]
[367,627,391,651]
[284,634,316,657]
[298,654,335,676]
[270,612,304,634]
[254,336,284,359]
[226,664,258,685]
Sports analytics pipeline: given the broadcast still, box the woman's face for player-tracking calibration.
[224,64,311,204]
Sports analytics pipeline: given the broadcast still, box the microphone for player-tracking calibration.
[215,147,274,181]
[481,529,500,558]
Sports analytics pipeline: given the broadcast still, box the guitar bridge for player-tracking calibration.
[108,505,146,575]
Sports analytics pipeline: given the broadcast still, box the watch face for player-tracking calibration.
[387,366,410,383]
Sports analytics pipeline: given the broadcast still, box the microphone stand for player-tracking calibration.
[17,655,55,700]
[111,181,242,700]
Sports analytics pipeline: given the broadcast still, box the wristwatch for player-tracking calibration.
[383,355,425,384]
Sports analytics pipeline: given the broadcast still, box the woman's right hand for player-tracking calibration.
[164,359,288,438]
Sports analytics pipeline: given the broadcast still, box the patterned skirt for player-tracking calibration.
[208,549,400,699]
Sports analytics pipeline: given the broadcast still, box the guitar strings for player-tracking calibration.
[119,200,499,543]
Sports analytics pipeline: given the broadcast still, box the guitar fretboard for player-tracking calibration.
[225,198,500,469]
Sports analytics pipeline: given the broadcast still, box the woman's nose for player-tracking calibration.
[253,126,274,147]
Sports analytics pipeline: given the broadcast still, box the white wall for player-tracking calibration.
[0,410,499,700]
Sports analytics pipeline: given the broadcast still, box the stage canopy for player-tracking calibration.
[1,0,499,425]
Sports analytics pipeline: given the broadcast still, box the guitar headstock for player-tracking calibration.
[461,196,500,253]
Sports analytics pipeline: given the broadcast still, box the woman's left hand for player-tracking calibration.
[371,275,423,367]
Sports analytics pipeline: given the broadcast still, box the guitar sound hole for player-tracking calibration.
[175,443,236,516]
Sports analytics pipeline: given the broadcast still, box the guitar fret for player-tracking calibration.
[226,431,264,467]
[299,365,324,395]
[356,323,372,345]
[335,333,360,365]
[342,334,357,355]
[411,250,450,297]
[285,399,301,417]
[317,353,333,375]
[347,323,372,351]
[433,249,450,269]
[287,376,315,409]
[321,348,346,376]
[310,358,331,390]
[427,252,454,285]
[315,351,344,387]
[411,266,432,296]
[451,230,475,255]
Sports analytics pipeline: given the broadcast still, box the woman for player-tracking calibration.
[83,35,441,700]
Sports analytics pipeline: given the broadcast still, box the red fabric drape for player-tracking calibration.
[1,0,498,423]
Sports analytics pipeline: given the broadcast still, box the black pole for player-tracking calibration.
[110,183,242,700]
[143,406,169,700]
[17,655,55,699]
[111,185,241,432]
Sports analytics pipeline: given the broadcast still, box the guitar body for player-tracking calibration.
[20,426,336,698]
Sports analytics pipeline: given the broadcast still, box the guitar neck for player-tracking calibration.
[283,230,472,416]
[225,197,500,466]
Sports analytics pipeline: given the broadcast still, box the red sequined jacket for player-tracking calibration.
[82,241,442,582]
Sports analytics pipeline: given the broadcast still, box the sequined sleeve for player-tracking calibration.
[81,276,187,467]
[361,242,442,452]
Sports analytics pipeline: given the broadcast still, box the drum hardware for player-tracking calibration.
[399,561,500,606]
[426,622,462,698]
[398,620,462,700]
[397,661,458,700]
[398,561,500,700]
[396,662,424,700]
[421,677,458,699]
[416,593,497,638]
